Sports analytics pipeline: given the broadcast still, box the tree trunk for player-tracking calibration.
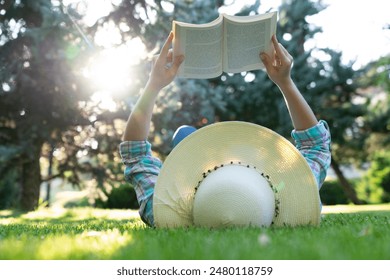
[331,156,363,205]
[20,147,42,211]
[45,144,55,207]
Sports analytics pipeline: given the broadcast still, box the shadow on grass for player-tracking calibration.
[0,207,144,237]
[0,209,24,219]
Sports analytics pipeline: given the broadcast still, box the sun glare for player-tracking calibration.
[65,0,148,112]
[83,38,146,111]
[90,91,117,112]
[85,38,146,91]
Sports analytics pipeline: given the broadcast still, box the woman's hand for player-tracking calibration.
[147,32,184,92]
[260,35,294,87]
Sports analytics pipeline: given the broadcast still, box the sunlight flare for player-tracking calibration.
[91,91,117,112]
[83,38,146,111]
[84,39,145,92]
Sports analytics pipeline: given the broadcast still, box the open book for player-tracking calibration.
[173,12,278,79]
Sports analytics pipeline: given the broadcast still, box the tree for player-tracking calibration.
[1,0,87,210]
[0,0,137,210]
[361,55,390,152]
[355,52,390,203]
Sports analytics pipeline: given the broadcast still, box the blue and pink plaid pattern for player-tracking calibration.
[291,120,331,188]
[119,141,162,226]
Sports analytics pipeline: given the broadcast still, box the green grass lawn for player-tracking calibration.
[0,205,389,260]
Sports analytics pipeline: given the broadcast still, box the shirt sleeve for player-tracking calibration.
[291,120,332,189]
[119,140,162,227]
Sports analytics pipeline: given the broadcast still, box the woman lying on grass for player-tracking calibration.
[119,32,331,228]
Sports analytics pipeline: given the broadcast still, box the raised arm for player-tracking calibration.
[123,32,184,141]
[260,35,318,131]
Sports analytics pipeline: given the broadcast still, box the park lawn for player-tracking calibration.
[0,205,389,260]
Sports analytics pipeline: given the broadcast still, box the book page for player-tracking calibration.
[223,12,277,73]
[173,16,224,79]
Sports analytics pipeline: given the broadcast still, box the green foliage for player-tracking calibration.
[96,184,139,210]
[360,56,390,153]
[0,169,19,209]
[362,56,390,92]
[357,150,390,203]
[63,196,91,208]
[0,0,93,209]
[355,57,390,204]
[0,0,135,210]
[320,180,349,205]
[278,2,367,161]
[0,207,389,259]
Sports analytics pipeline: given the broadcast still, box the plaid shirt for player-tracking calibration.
[119,120,331,227]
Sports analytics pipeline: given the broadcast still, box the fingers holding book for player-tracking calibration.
[260,35,294,86]
[149,32,185,91]
[157,32,185,72]
[272,35,293,68]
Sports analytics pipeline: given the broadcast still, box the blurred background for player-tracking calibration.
[0,0,389,212]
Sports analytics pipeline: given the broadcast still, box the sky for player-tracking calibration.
[220,0,390,69]
[306,0,389,68]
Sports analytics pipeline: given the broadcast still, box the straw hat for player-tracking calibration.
[153,121,320,228]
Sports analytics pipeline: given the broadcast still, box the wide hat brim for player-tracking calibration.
[153,121,321,228]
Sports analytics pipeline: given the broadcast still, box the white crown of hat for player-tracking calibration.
[193,164,275,228]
